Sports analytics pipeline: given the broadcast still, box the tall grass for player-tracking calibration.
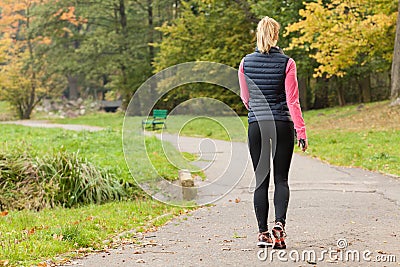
[0,149,126,211]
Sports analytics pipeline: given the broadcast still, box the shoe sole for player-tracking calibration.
[257,241,273,248]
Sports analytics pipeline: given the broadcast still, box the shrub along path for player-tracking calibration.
[66,133,400,267]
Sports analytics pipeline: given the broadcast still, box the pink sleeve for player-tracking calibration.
[285,58,307,140]
[238,58,249,110]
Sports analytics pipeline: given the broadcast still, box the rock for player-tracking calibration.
[390,97,400,106]
[65,110,78,118]
[179,169,197,200]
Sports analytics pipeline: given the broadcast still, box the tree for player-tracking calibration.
[155,0,254,70]
[153,0,255,114]
[391,0,400,103]
[0,0,64,119]
[286,0,397,104]
[32,2,90,100]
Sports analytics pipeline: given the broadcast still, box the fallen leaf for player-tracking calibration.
[0,260,9,266]
[53,234,63,241]
[0,211,8,217]
[28,228,35,235]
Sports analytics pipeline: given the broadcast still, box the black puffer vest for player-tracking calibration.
[243,47,291,123]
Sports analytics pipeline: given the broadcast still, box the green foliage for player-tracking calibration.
[286,0,397,78]
[154,0,254,70]
[0,101,14,121]
[153,0,254,115]
[0,149,126,210]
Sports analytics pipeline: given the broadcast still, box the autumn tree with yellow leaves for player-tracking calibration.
[0,0,66,119]
[286,0,397,104]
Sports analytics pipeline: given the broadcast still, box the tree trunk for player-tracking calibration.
[147,0,157,101]
[118,0,130,111]
[298,76,308,110]
[25,6,36,120]
[337,81,346,106]
[148,0,154,63]
[391,0,400,103]
[67,75,79,100]
[359,74,371,103]
[174,0,179,19]
[312,76,329,109]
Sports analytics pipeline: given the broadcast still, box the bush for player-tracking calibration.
[0,150,127,211]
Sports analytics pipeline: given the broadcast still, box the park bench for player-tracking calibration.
[142,109,168,130]
[100,100,122,113]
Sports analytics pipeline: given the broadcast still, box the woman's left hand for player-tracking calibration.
[298,139,308,152]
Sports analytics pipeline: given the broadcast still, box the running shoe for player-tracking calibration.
[272,222,286,249]
[257,231,273,248]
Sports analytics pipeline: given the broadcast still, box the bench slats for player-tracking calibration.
[142,109,168,130]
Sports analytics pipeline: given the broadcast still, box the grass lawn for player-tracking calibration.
[0,201,186,266]
[0,121,200,266]
[51,112,124,130]
[303,101,400,176]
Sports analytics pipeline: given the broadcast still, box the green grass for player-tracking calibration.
[0,200,186,266]
[51,112,124,130]
[163,115,248,142]
[307,129,400,175]
[0,119,201,266]
[302,101,400,176]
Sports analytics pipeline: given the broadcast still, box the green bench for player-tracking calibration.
[142,109,168,130]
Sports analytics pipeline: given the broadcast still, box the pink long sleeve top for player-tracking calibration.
[238,57,307,140]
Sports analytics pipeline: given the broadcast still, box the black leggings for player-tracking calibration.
[248,120,294,233]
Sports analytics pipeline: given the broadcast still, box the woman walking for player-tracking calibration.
[238,16,308,249]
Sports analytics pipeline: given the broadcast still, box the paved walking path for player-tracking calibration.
[3,121,399,266]
[1,120,104,132]
[70,133,400,266]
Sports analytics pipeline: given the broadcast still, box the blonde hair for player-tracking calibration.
[256,16,280,54]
